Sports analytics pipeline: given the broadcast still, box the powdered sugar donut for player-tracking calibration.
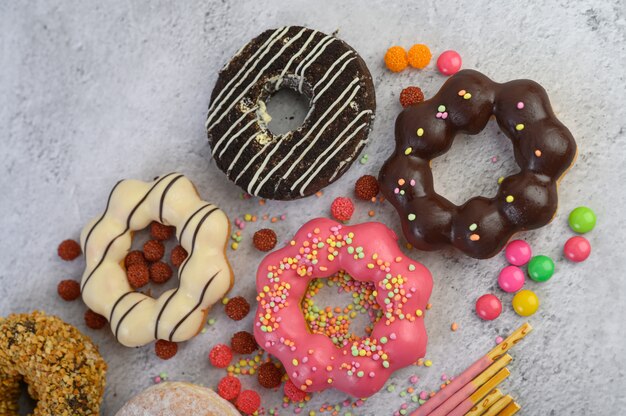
[253,218,433,398]
[115,382,239,416]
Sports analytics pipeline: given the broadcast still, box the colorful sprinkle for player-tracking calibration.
[517,101,524,109]
[408,213,416,221]
[468,223,477,231]
[515,123,525,131]
[404,147,413,155]
[505,195,514,203]
[417,128,424,137]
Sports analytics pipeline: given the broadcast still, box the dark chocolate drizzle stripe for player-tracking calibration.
[153,203,212,339]
[81,173,180,291]
[158,175,184,223]
[177,207,219,278]
[109,291,134,322]
[114,298,146,340]
[168,271,219,341]
[176,203,212,243]
[154,205,219,339]
[82,179,123,254]
[154,290,178,340]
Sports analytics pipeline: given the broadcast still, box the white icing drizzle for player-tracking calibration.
[217,119,258,159]
[300,53,357,123]
[309,56,356,109]
[293,34,333,80]
[206,27,309,130]
[80,174,232,347]
[248,78,361,196]
[291,109,372,192]
[312,50,354,92]
[226,133,259,174]
[298,37,337,92]
[211,106,258,156]
[246,140,285,194]
[299,123,369,194]
[206,26,290,128]
[274,29,319,90]
[233,142,271,183]
[328,138,369,182]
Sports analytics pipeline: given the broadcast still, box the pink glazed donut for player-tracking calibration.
[253,218,433,398]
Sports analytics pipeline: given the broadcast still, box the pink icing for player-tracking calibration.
[253,218,433,398]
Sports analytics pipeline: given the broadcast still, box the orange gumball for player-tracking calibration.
[384,46,408,72]
[408,44,432,69]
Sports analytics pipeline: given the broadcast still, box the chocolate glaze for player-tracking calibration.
[379,70,577,259]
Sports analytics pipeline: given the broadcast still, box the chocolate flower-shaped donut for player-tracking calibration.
[379,70,577,259]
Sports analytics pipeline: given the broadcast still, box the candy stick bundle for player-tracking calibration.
[411,323,531,416]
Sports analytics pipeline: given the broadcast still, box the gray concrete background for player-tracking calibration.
[1,1,625,414]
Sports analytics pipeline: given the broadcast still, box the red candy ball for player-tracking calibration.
[217,375,241,401]
[475,294,502,321]
[437,50,462,76]
[284,379,307,402]
[235,390,261,415]
[564,236,591,262]
[209,344,233,368]
[330,197,354,222]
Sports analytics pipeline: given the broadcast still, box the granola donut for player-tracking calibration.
[253,218,433,398]
[0,311,106,415]
[80,173,233,347]
[206,26,376,200]
[379,69,577,259]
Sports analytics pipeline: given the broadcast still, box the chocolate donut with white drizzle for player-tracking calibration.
[206,26,376,200]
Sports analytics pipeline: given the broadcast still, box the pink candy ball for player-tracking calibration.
[437,50,462,76]
[505,240,532,266]
[475,294,502,321]
[498,265,525,293]
[564,236,591,262]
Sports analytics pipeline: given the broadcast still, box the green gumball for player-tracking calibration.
[568,206,596,234]
[528,255,555,282]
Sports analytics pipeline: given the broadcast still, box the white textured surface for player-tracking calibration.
[1,1,625,415]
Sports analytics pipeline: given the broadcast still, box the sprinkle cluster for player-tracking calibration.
[256,223,427,389]
[302,270,381,348]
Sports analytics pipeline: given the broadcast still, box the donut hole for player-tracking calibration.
[262,87,310,135]
[17,381,37,415]
[430,119,520,205]
[301,270,382,348]
[125,223,181,298]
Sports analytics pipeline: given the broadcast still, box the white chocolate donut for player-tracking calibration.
[115,382,239,416]
[80,173,233,347]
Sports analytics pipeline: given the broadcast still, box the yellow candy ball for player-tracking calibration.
[512,290,539,316]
